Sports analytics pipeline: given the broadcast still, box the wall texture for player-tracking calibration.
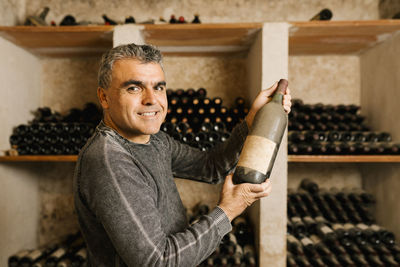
[23,0,379,26]
[0,38,42,265]
[360,31,400,238]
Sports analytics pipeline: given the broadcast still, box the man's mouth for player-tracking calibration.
[138,111,158,117]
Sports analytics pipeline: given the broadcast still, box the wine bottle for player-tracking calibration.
[310,9,333,21]
[287,234,305,256]
[286,251,298,267]
[299,178,319,194]
[8,249,30,267]
[233,79,288,184]
[243,245,256,267]
[291,217,307,238]
[71,247,87,267]
[309,235,333,258]
[232,216,252,246]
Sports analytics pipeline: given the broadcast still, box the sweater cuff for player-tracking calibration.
[209,206,232,237]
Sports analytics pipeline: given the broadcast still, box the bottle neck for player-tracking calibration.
[271,92,283,104]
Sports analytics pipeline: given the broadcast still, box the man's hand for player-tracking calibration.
[218,174,272,222]
[245,82,292,129]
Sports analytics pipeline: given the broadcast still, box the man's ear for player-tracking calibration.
[97,87,109,109]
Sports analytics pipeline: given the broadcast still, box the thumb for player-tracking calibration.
[261,81,278,96]
[224,173,234,188]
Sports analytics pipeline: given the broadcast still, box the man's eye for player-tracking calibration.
[127,86,140,92]
[156,86,165,91]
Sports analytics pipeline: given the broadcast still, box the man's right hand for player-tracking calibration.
[218,174,272,222]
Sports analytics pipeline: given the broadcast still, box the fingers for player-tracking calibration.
[253,182,272,198]
[283,89,292,114]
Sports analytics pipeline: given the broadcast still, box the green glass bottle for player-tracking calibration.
[233,79,288,184]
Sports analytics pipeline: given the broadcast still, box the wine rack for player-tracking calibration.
[287,178,400,266]
[1,21,400,267]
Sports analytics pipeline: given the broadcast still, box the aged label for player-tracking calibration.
[237,135,276,175]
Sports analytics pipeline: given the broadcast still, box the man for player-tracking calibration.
[73,43,291,266]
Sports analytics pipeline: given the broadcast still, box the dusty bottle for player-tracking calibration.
[233,79,288,184]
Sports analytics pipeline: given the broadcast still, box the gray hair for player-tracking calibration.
[98,43,163,89]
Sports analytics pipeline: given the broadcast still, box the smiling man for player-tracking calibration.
[73,43,291,267]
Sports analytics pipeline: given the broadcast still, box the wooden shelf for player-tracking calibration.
[2,21,400,57]
[0,25,114,57]
[1,155,400,163]
[0,23,262,57]
[142,23,262,56]
[288,155,400,162]
[289,20,400,55]
[0,155,78,162]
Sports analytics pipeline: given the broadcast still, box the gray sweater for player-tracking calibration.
[73,121,248,266]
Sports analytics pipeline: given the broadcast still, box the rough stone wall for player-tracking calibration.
[23,0,379,26]
[0,0,25,26]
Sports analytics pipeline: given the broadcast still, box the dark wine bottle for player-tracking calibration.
[8,249,30,267]
[71,247,87,267]
[310,9,333,21]
[287,234,305,256]
[299,178,319,194]
[233,79,288,184]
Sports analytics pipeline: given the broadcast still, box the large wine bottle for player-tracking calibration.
[233,79,288,184]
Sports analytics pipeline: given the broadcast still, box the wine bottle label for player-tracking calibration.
[33,261,45,267]
[291,216,301,223]
[343,223,355,230]
[28,249,42,260]
[303,216,313,223]
[237,135,276,175]
[287,235,299,243]
[51,248,66,258]
[370,224,381,231]
[300,237,313,246]
[228,233,237,244]
[243,244,255,255]
[235,244,243,255]
[13,249,30,258]
[356,223,368,230]
[320,226,333,234]
[58,260,69,267]
[310,234,321,243]
[332,224,344,230]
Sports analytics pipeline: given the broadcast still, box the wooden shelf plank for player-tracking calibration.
[288,155,400,162]
[289,20,400,55]
[0,155,78,162]
[0,23,262,57]
[0,26,114,57]
[2,21,400,56]
[143,23,262,55]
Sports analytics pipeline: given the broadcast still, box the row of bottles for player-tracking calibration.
[24,6,201,26]
[187,204,257,267]
[8,232,87,267]
[161,88,248,151]
[8,103,101,156]
[8,204,256,267]
[289,99,400,155]
[289,178,375,225]
[8,88,247,155]
[287,178,400,267]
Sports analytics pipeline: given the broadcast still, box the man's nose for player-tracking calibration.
[142,88,157,105]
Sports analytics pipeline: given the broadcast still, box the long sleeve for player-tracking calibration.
[74,127,234,267]
[167,120,249,184]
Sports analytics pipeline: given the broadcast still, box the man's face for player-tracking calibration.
[99,59,167,143]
